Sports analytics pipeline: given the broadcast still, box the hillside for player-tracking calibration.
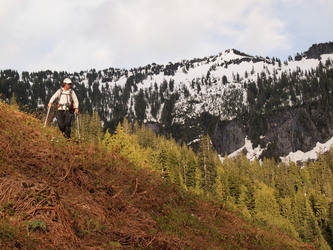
[0,102,312,249]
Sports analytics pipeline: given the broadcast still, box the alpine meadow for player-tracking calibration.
[1,42,333,249]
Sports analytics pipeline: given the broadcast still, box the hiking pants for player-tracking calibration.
[56,110,73,138]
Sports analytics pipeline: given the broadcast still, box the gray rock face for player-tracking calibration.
[212,120,246,155]
[305,42,333,59]
[205,107,333,160]
[264,108,319,156]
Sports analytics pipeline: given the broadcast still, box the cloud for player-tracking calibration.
[0,0,331,72]
[86,0,291,67]
[235,6,290,56]
[319,0,333,9]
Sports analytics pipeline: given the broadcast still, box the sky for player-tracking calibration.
[0,0,332,73]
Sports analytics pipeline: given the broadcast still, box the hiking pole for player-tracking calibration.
[76,113,81,141]
[44,106,51,128]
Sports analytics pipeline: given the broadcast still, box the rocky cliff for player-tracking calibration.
[305,42,333,59]
[204,105,333,161]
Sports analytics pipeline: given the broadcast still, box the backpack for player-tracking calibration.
[56,88,74,111]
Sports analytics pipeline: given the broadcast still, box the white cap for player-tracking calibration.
[63,78,72,84]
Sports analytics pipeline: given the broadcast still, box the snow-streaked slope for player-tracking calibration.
[221,135,333,164]
[76,47,333,163]
[221,136,265,162]
[109,50,333,123]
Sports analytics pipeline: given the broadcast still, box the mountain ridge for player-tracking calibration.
[1,41,333,162]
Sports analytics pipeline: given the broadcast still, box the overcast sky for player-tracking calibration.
[1,0,332,72]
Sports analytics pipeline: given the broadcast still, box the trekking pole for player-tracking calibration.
[44,106,51,128]
[76,113,81,141]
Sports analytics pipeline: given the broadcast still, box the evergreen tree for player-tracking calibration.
[9,92,18,107]
[197,135,217,194]
[180,144,197,189]
[102,121,148,169]
[72,111,103,143]
[134,89,146,123]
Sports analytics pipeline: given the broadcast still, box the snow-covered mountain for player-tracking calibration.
[1,42,333,163]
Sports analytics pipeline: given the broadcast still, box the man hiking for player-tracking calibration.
[48,78,79,138]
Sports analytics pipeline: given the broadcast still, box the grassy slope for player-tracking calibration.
[0,102,313,249]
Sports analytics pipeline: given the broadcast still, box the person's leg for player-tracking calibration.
[64,111,73,138]
[56,111,66,135]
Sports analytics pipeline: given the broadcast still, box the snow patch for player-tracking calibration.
[281,136,333,163]
[221,136,264,162]
[222,135,333,164]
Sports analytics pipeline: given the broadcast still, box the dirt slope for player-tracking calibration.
[0,102,313,249]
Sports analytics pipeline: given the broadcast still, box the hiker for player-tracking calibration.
[48,78,79,138]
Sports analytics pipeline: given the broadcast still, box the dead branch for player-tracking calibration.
[131,178,138,196]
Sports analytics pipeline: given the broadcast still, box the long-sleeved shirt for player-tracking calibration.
[49,88,79,110]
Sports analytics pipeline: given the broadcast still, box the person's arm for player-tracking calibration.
[48,89,61,107]
[72,90,79,114]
